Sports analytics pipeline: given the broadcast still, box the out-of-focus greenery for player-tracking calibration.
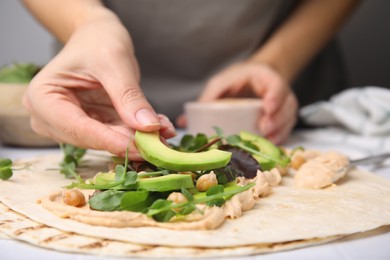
[0,63,40,83]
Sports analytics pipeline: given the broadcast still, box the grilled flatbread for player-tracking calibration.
[0,154,389,257]
[0,202,343,257]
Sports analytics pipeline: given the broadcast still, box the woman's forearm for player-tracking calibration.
[22,0,114,43]
[251,0,360,82]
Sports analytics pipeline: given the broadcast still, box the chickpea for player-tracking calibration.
[167,192,188,204]
[196,172,218,192]
[62,188,86,207]
[291,154,306,170]
[276,165,288,176]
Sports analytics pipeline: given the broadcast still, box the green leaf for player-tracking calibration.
[178,203,196,215]
[180,134,194,150]
[206,185,224,196]
[120,190,151,212]
[181,187,194,202]
[226,135,241,146]
[60,162,77,179]
[205,185,225,207]
[242,140,259,151]
[61,144,86,166]
[59,144,86,180]
[89,190,125,211]
[0,166,13,180]
[0,158,34,181]
[195,183,255,205]
[114,165,126,181]
[0,158,12,168]
[213,126,224,137]
[147,199,176,222]
[179,134,209,152]
[145,183,255,222]
[123,171,138,186]
[206,197,225,207]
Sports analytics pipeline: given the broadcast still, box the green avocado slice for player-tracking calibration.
[135,131,231,171]
[95,172,195,192]
[239,131,281,170]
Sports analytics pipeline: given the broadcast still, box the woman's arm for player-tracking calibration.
[21,0,172,156]
[250,0,360,82]
[198,0,360,144]
[22,0,113,43]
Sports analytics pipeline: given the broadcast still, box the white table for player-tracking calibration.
[1,127,390,260]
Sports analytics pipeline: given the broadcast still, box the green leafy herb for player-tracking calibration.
[120,190,153,212]
[213,165,242,184]
[148,199,176,222]
[89,190,125,211]
[114,164,126,181]
[213,126,224,137]
[146,183,255,220]
[205,185,225,207]
[67,147,147,190]
[0,158,31,181]
[178,203,197,215]
[178,133,209,152]
[59,144,86,180]
[181,187,194,202]
[0,158,13,180]
[123,171,138,186]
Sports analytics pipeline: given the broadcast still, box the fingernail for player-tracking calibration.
[135,109,160,126]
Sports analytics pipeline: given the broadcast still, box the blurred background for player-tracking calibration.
[1,0,389,88]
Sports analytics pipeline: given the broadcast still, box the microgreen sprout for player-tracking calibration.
[59,144,86,181]
[145,183,255,221]
[0,158,32,180]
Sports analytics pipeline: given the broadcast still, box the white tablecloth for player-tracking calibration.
[1,127,389,260]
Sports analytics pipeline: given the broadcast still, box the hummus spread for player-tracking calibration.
[39,169,282,230]
[293,150,350,189]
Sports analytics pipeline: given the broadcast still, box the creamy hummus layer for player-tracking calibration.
[39,170,281,230]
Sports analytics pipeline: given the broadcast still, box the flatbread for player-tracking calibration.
[0,202,344,258]
[0,153,390,257]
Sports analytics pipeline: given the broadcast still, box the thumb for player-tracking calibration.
[98,60,161,132]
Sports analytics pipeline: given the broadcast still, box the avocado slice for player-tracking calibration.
[135,131,231,171]
[127,174,194,192]
[239,131,281,170]
[95,172,195,192]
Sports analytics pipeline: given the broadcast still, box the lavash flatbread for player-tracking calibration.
[0,202,344,258]
[0,153,390,257]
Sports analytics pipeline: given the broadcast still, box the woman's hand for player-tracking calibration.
[197,61,298,144]
[23,13,175,158]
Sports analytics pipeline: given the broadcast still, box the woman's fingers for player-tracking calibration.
[259,93,298,144]
[96,44,161,132]
[199,61,297,143]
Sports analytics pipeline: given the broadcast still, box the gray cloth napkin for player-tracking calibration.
[300,87,390,136]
